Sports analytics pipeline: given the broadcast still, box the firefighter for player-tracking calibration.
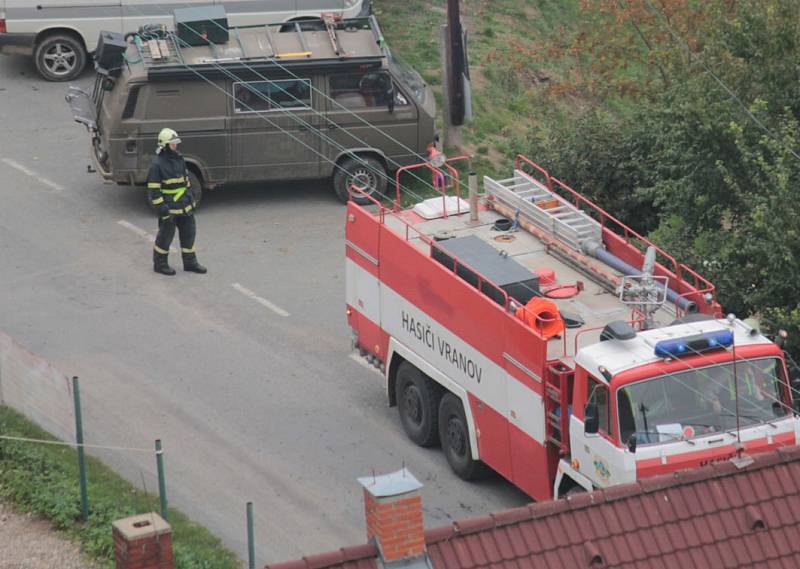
[147,128,207,276]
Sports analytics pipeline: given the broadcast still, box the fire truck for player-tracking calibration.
[345,154,800,500]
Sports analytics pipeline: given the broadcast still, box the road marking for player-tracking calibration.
[231,283,290,318]
[349,353,382,375]
[2,158,64,191]
[117,220,179,254]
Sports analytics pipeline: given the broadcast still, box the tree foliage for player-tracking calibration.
[528,0,800,347]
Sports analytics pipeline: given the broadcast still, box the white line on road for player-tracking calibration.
[117,220,179,253]
[1,158,64,191]
[348,353,383,375]
[231,283,290,317]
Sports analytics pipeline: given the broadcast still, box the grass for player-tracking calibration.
[0,406,240,569]
[372,0,590,203]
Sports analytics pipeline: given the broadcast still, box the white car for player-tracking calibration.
[0,0,371,81]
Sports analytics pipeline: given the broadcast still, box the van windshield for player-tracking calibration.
[617,357,789,445]
[388,53,426,104]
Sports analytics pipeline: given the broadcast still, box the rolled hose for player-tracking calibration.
[582,240,697,313]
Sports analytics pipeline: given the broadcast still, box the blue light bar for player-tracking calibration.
[654,329,734,358]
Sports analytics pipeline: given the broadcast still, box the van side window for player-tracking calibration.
[330,72,395,109]
[587,377,611,435]
[233,80,311,113]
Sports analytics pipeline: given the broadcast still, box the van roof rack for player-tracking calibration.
[132,15,388,82]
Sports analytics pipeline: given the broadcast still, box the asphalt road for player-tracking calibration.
[0,55,529,564]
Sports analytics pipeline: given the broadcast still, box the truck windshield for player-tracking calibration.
[388,53,426,104]
[617,357,789,445]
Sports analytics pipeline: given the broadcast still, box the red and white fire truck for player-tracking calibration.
[345,154,800,500]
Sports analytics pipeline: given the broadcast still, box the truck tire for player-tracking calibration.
[396,362,441,447]
[333,156,387,205]
[438,393,490,480]
[34,33,87,82]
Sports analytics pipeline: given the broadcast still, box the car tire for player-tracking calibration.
[187,170,203,206]
[34,34,87,82]
[333,155,388,205]
[438,393,490,480]
[396,363,441,447]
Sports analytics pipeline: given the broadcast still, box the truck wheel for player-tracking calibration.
[34,34,87,82]
[396,363,440,447]
[187,170,204,206]
[438,393,490,480]
[333,156,388,205]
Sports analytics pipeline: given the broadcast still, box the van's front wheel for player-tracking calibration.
[34,34,86,82]
[333,156,387,205]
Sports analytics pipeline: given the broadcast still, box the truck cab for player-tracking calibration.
[561,320,799,494]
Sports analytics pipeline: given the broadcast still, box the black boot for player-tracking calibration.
[182,253,207,274]
[153,251,176,276]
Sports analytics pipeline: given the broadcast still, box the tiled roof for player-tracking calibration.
[265,446,800,569]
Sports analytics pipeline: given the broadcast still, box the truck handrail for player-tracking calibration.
[394,155,470,216]
[515,155,718,313]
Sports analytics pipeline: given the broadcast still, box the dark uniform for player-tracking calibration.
[147,147,206,275]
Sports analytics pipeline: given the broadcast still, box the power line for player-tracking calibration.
[641,0,800,162]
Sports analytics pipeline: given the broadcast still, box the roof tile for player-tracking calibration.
[266,449,800,569]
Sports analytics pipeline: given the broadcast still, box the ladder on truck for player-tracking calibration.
[322,13,344,56]
[544,362,573,455]
[484,171,602,253]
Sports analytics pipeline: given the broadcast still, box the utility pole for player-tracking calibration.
[441,0,465,150]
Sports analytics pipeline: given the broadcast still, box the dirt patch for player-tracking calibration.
[0,501,101,569]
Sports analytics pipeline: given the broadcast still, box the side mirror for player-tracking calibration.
[584,403,599,435]
[627,434,637,454]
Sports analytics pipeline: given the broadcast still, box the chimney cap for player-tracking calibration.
[358,468,422,498]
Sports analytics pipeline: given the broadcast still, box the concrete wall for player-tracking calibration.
[0,331,75,443]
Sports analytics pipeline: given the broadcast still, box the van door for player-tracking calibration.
[322,69,418,177]
[220,0,296,28]
[228,77,321,183]
[13,0,122,52]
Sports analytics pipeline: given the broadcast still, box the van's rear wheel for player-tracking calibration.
[333,156,387,205]
[34,34,86,82]
[187,170,203,206]
[438,393,490,480]
[145,170,204,211]
[396,363,441,447]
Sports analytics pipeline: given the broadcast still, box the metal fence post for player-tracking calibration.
[72,376,89,521]
[247,502,255,569]
[155,439,168,521]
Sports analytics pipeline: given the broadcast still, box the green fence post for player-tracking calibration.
[155,439,168,521]
[72,376,89,522]
[247,502,255,569]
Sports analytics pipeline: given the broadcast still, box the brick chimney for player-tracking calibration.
[358,469,427,564]
[112,512,173,569]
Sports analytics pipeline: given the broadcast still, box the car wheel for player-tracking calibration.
[438,393,490,480]
[34,34,87,82]
[396,363,441,447]
[187,170,203,206]
[333,156,388,205]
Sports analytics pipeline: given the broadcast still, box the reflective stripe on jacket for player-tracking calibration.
[146,148,196,213]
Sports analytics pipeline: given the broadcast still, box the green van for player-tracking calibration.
[66,16,436,204]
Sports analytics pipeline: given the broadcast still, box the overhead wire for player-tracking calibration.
[111,7,459,204]
[640,0,800,163]
[91,6,800,444]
